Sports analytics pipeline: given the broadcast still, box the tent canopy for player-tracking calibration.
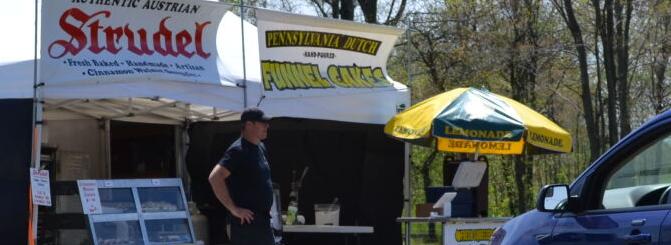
[0,11,408,125]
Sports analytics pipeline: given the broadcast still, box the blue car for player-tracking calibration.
[491,110,671,244]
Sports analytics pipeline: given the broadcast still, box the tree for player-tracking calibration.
[498,0,542,215]
[400,3,456,239]
[552,0,601,162]
[590,0,634,142]
[495,0,574,214]
[308,0,406,25]
[614,0,633,138]
[647,0,671,114]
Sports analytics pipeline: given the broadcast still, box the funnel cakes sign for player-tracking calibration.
[256,9,404,99]
[41,0,229,85]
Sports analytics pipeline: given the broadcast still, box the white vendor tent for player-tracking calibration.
[0,2,410,245]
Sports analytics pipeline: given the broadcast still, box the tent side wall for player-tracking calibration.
[186,118,404,245]
[43,119,108,180]
[0,99,33,245]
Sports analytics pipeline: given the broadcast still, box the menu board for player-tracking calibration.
[77,178,195,245]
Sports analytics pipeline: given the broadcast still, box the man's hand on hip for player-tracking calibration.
[231,206,255,224]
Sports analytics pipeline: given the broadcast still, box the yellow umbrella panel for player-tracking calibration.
[493,94,572,154]
[384,88,468,141]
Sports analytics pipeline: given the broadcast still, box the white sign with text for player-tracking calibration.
[256,9,404,99]
[77,180,103,214]
[30,168,52,206]
[41,0,230,85]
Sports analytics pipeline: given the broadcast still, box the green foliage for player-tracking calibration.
[388,0,671,217]
[410,145,445,204]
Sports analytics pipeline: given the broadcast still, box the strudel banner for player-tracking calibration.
[41,0,230,85]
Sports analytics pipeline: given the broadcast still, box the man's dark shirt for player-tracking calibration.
[218,137,273,227]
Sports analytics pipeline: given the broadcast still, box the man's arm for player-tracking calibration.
[208,164,255,224]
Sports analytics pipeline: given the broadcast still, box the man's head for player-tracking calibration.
[241,108,270,142]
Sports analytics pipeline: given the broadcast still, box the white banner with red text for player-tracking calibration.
[41,0,230,85]
[256,9,406,99]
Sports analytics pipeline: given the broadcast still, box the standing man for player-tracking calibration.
[209,108,274,245]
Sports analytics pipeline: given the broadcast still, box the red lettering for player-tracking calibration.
[88,20,105,53]
[175,30,194,58]
[48,8,213,59]
[125,25,154,56]
[153,17,178,57]
[195,21,211,58]
[48,8,110,58]
[103,26,123,54]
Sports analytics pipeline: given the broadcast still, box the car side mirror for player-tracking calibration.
[536,184,569,212]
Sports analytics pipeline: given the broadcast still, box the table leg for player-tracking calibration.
[405,221,411,245]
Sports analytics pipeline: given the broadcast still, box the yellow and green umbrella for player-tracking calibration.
[384,87,572,155]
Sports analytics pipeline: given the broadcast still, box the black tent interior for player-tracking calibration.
[0,99,33,245]
[187,118,404,245]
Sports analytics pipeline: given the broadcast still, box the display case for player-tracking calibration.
[78,179,195,245]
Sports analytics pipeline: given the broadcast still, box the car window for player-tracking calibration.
[601,134,671,209]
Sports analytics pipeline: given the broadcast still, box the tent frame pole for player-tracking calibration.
[104,119,112,178]
[181,105,192,199]
[403,143,411,218]
[402,18,413,220]
[240,0,248,109]
[30,0,42,243]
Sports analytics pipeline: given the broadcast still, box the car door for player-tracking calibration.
[548,131,671,244]
[660,192,671,244]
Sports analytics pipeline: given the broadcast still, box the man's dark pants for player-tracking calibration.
[229,217,274,245]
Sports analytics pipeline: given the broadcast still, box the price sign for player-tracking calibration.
[30,168,52,206]
[77,180,103,214]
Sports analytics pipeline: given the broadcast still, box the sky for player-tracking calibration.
[0,0,37,63]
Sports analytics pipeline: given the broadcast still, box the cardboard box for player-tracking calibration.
[415,203,441,217]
